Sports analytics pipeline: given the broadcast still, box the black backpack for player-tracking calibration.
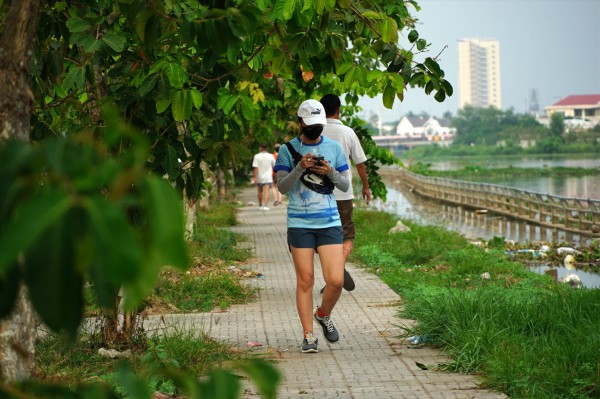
[284,142,334,195]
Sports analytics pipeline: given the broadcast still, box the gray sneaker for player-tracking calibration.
[314,309,339,343]
[301,332,318,353]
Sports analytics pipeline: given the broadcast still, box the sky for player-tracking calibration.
[356,0,600,123]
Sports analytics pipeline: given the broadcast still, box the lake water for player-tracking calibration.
[374,156,600,288]
[403,155,600,199]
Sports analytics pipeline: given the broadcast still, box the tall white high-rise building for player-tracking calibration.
[457,38,502,109]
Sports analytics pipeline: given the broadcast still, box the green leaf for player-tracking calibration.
[139,74,159,97]
[198,369,241,399]
[424,57,442,75]
[184,136,201,159]
[0,264,20,319]
[434,90,446,102]
[336,62,354,75]
[409,71,425,86]
[66,16,92,33]
[156,97,172,114]
[442,80,454,96]
[272,0,298,21]
[425,80,434,95]
[164,62,188,89]
[24,209,83,337]
[79,35,102,53]
[118,365,153,399]
[408,29,419,43]
[236,360,281,399]
[0,189,72,275]
[142,176,188,268]
[376,17,398,43]
[217,94,239,115]
[102,32,126,53]
[190,88,203,109]
[382,82,395,109]
[416,38,427,51]
[122,176,188,308]
[240,97,256,120]
[163,144,181,179]
[83,197,143,284]
[172,90,193,122]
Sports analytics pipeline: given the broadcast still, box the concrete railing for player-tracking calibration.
[383,168,600,236]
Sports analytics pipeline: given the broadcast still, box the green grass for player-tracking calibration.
[352,208,600,399]
[35,327,250,394]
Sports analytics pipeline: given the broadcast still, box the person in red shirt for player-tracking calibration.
[272,144,284,206]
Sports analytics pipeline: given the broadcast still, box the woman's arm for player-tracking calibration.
[328,168,350,192]
[276,163,305,194]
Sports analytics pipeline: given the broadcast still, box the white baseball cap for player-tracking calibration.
[297,99,327,126]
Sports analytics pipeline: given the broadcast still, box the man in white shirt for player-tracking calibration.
[319,94,372,291]
[252,143,276,210]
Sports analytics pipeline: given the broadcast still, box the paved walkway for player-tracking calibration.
[152,187,507,399]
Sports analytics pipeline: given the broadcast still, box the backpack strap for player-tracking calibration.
[284,142,302,164]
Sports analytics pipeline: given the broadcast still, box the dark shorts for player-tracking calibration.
[336,199,355,241]
[288,226,343,249]
[257,182,272,187]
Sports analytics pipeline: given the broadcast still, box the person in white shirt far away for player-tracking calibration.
[252,143,276,210]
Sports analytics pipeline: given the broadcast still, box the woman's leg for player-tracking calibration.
[290,246,316,333]
[316,244,344,315]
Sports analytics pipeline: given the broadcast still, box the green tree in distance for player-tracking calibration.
[451,106,542,146]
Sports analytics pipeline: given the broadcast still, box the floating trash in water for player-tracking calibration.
[561,273,583,288]
[564,255,576,269]
[557,247,582,255]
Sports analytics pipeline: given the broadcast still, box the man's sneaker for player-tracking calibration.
[301,332,318,353]
[319,268,355,294]
[314,309,339,343]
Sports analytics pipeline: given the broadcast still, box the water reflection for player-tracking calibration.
[374,183,590,244]
[406,156,600,199]
[373,180,600,288]
[458,175,600,199]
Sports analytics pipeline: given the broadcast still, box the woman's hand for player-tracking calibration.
[301,154,332,174]
[311,159,332,175]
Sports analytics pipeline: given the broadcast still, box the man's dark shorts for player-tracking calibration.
[336,199,355,241]
[257,182,272,187]
[288,226,343,249]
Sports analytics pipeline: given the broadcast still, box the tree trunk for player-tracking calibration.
[0,286,36,381]
[0,0,43,382]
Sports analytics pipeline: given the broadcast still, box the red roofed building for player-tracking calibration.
[545,95,600,124]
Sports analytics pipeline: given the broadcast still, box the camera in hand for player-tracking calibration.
[313,156,325,166]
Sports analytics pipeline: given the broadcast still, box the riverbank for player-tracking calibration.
[351,207,600,398]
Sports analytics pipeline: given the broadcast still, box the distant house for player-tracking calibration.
[396,116,456,141]
[544,95,600,127]
[396,116,427,138]
[422,118,456,141]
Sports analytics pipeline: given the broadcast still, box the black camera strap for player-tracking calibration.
[283,142,334,195]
